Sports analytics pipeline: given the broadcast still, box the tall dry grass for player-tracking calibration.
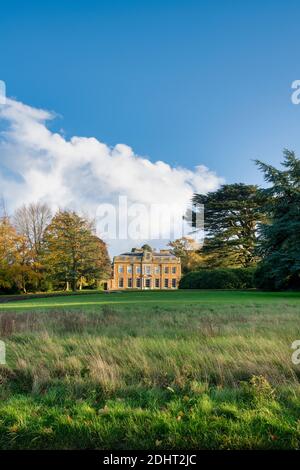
[0,303,299,396]
[0,302,300,449]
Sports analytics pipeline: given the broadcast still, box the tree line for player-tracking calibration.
[173,150,300,290]
[1,150,298,293]
[0,205,111,293]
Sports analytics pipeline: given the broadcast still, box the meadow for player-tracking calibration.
[0,290,300,449]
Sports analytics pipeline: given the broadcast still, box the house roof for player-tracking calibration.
[119,252,176,258]
[113,250,180,262]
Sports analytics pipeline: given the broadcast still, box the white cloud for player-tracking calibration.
[0,98,223,254]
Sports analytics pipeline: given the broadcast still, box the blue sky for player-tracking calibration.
[1,0,300,186]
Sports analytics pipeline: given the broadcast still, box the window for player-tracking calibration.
[172,278,177,288]
[155,278,160,288]
[136,278,141,288]
[144,265,151,275]
[118,265,124,273]
[127,265,132,274]
[164,279,169,288]
[136,266,141,274]
[172,266,176,274]
[154,266,160,275]
[145,278,151,288]
[127,278,132,288]
[118,278,124,288]
[164,266,169,274]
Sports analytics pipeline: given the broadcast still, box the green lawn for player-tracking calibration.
[0,290,300,449]
[1,289,300,310]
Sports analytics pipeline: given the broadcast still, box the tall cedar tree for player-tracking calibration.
[193,184,264,267]
[255,150,300,289]
[43,211,110,291]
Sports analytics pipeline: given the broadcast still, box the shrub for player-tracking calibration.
[179,267,256,289]
[254,261,300,290]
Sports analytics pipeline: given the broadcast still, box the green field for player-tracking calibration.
[0,289,300,449]
[1,289,300,310]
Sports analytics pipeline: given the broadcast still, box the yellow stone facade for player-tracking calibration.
[107,248,181,290]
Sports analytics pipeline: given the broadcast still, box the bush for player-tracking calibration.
[255,260,300,291]
[179,267,256,289]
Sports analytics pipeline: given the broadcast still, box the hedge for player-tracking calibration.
[179,267,256,289]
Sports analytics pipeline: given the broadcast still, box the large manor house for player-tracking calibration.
[107,248,181,290]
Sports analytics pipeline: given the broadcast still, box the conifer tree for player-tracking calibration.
[193,184,264,267]
[255,150,300,289]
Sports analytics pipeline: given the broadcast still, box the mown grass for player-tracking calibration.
[1,289,300,311]
[0,293,300,449]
